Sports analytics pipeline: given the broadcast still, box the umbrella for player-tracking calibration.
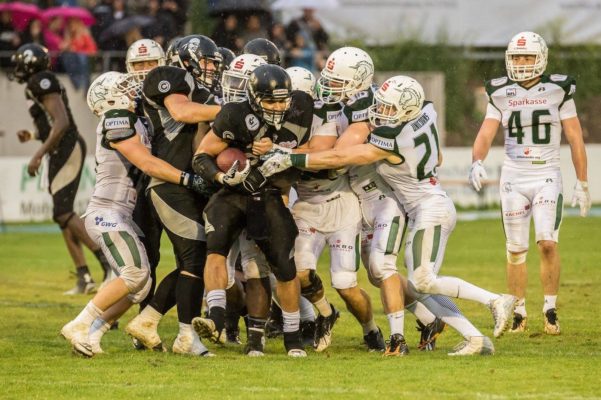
[271,0,339,10]
[99,16,155,43]
[41,6,96,27]
[207,0,269,17]
[0,2,41,32]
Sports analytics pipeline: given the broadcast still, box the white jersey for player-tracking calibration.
[368,101,447,215]
[485,74,577,171]
[87,109,150,214]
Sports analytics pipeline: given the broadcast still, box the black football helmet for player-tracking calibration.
[10,43,50,83]
[165,36,183,66]
[243,38,281,65]
[176,35,222,89]
[247,64,292,130]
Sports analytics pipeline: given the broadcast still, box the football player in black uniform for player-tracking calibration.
[125,35,222,356]
[192,64,313,357]
[11,43,112,295]
[243,38,281,65]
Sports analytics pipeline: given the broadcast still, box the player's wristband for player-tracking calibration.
[290,153,308,168]
[179,172,191,187]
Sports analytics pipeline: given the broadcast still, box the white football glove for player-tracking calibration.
[258,152,292,178]
[571,180,591,217]
[218,160,251,187]
[468,160,488,192]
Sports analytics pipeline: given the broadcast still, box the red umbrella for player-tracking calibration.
[41,6,96,27]
[0,2,42,32]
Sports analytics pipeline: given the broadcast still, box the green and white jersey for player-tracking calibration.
[369,101,446,213]
[485,74,577,170]
[296,100,350,204]
[336,85,392,201]
[88,108,150,214]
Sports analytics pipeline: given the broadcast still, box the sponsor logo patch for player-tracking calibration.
[104,117,130,129]
[39,78,51,90]
[245,114,260,131]
[94,216,118,228]
[352,109,368,122]
[158,80,171,93]
[369,134,394,150]
[506,88,517,97]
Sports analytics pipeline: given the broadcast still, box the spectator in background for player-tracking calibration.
[44,17,66,69]
[143,0,177,47]
[211,14,243,53]
[288,31,315,72]
[90,0,114,47]
[241,14,268,44]
[268,22,290,62]
[1,11,21,68]
[286,8,329,70]
[20,19,45,47]
[62,18,97,92]
[162,0,188,36]
[112,0,128,21]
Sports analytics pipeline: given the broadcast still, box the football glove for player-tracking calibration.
[468,160,488,192]
[218,160,251,187]
[259,153,293,177]
[241,167,268,194]
[571,180,591,217]
[180,172,215,197]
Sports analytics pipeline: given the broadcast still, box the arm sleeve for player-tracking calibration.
[211,103,241,141]
[101,109,138,149]
[143,66,194,107]
[559,99,577,120]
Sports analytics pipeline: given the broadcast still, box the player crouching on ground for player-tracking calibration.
[60,72,211,357]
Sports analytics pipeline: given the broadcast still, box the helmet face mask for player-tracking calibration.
[126,39,166,82]
[368,76,425,128]
[248,65,292,130]
[505,32,548,82]
[319,47,374,104]
[10,44,50,83]
[221,54,266,104]
[87,72,140,117]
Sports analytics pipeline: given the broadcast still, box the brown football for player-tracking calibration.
[216,147,247,172]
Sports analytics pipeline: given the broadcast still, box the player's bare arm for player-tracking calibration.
[562,117,587,182]
[334,121,370,149]
[164,93,221,123]
[469,118,500,191]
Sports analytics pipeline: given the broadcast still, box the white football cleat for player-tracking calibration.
[60,320,94,357]
[172,332,215,357]
[246,350,265,357]
[192,317,225,345]
[489,294,517,338]
[448,336,494,356]
[90,341,104,355]
[125,315,164,351]
[287,349,307,357]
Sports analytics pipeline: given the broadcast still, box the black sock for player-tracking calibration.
[225,309,241,333]
[76,265,92,282]
[246,316,266,350]
[209,306,226,333]
[284,330,303,352]
[269,300,283,323]
[176,274,204,325]
[93,250,111,279]
[149,269,179,315]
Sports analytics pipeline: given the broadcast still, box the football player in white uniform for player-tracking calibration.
[469,32,590,334]
[126,39,166,83]
[262,76,519,355]
[60,72,211,356]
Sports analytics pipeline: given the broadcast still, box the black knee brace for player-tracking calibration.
[301,270,324,298]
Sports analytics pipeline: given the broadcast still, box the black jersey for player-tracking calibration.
[25,71,79,146]
[212,90,313,189]
[143,66,215,174]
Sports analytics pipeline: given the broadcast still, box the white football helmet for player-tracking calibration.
[221,54,266,104]
[318,47,374,104]
[368,75,425,127]
[505,31,548,82]
[286,66,316,98]
[87,72,140,116]
[126,39,166,82]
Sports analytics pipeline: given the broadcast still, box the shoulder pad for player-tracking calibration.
[103,109,136,130]
[369,127,398,151]
[27,71,61,97]
[485,76,511,95]
[346,90,370,107]
[550,74,568,82]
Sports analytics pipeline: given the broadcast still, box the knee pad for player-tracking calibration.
[331,270,357,290]
[368,252,398,285]
[128,275,152,304]
[54,212,75,230]
[121,265,150,294]
[507,251,527,265]
[272,262,296,282]
[300,270,323,297]
[412,265,436,293]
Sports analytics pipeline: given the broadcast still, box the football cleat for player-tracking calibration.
[287,348,307,357]
[192,317,226,345]
[226,328,242,345]
[313,304,339,352]
[60,320,94,357]
[125,315,165,351]
[265,317,284,338]
[489,294,517,338]
[364,327,386,352]
[543,309,561,335]
[384,333,409,357]
[300,320,316,347]
[63,275,96,296]
[90,341,104,355]
[416,318,446,351]
[509,313,528,333]
[172,332,215,357]
[448,336,495,356]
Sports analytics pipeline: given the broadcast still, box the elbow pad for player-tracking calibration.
[192,153,221,183]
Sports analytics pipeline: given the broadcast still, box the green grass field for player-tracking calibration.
[1,217,600,399]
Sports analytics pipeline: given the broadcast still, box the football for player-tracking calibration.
[216,147,247,172]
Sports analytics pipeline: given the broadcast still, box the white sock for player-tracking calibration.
[179,322,193,336]
[361,319,378,336]
[299,297,316,322]
[514,298,527,316]
[431,276,498,305]
[419,295,482,338]
[74,301,102,326]
[386,310,405,336]
[282,310,300,333]
[313,295,332,317]
[89,318,110,345]
[206,289,227,310]
[406,300,436,325]
[139,305,163,324]
[543,295,557,312]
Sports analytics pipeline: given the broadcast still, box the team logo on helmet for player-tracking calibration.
[186,38,200,53]
[351,60,373,84]
[396,85,422,111]
[517,37,527,47]
[138,44,148,55]
[40,78,51,90]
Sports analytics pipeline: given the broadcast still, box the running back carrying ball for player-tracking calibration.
[216,147,247,172]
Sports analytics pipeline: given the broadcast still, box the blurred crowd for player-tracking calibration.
[1,0,329,92]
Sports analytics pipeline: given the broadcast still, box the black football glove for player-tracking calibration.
[240,167,268,194]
